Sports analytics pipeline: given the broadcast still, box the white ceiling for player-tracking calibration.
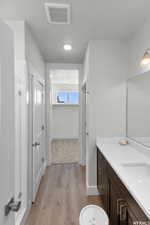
[50,69,79,84]
[1,0,150,63]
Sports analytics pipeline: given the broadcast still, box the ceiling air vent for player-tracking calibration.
[44,3,71,24]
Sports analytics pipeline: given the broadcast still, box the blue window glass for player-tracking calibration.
[56,92,79,104]
[69,92,79,104]
[57,92,67,103]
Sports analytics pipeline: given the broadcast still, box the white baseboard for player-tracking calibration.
[33,162,46,202]
[20,202,32,225]
[43,161,47,174]
[79,159,86,166]
[52,137,79,141]
[87,185,99,196]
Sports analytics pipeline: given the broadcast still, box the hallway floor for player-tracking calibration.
[51,139,80,164]
[25,164,102,225]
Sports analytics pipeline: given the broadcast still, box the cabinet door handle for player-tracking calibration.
[120,203,127,221]
[117,199,124,215]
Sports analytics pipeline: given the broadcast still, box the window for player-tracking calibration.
[57,92,67,103]
[57,92,79,104]
[69,92,79,104]
[50,69,79,104]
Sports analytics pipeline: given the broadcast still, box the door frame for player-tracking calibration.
[32,76,45,201]
[45,63,83,166]
[28,63,46,203]
[81,81,87,166]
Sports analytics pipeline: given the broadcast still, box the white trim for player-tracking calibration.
[28,62,45,85]
[33,163,45,201]
[27,70,34,208]
[20,203,32,225]
[45,65,52,166]
[43,161,47,174]
[49,63,82,70]
[86,185,99,196]
[52,137,79,141]
[20,164,47,225]
[79,159,86,166]
[31,76,46,202]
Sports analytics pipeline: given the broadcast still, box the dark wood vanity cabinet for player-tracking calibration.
[97,148,149,225]
[97,150,109,214]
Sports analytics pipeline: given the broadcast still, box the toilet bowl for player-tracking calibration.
[79,205,109,225]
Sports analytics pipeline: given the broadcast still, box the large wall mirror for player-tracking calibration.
[127,71,150,147]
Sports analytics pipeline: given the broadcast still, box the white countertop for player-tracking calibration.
[96,137,150,219]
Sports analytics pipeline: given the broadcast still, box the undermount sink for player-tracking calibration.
[121,162,150,181]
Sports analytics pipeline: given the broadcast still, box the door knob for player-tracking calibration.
[36,142,40,146]
[32,142,40,147]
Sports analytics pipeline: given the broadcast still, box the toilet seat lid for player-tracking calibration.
[79,205,109,225]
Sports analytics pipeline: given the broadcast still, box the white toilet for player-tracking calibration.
[79,205,109,225]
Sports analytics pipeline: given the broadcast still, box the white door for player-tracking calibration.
[0,21,15,225]
[32,78,45,201]
[14,63,28,222]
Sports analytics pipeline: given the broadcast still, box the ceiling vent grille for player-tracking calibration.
[44,3,70,24]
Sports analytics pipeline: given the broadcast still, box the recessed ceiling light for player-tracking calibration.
[64,44,72,51]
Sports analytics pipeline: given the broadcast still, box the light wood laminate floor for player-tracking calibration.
[25,164,103,225]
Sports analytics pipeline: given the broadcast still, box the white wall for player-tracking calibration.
[6,20,26,61]
[127,71,150,138]
[52,105,79,139]
[85,40,128,193]
[25,25,45,79]
[81,46,90,166]
[126,18,150,147]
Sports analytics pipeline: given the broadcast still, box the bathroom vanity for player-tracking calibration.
[96,138,150,225]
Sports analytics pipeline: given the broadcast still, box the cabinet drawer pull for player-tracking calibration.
[117,199,124,215]
[120,203,127,221]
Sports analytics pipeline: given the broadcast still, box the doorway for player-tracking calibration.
[50,68,81,164]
